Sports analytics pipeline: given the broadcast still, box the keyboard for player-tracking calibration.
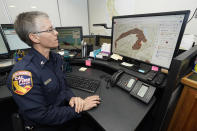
[65,74,100,93]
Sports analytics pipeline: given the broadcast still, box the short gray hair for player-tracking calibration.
[14,11,49,46]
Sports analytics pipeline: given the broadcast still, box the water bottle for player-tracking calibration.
[193,56,197,73]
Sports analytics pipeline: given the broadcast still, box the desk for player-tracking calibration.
[168,72,197,131]
[0,59,156,131]
[69,66,156,131]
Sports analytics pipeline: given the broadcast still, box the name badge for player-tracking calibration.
[44,78,52,85]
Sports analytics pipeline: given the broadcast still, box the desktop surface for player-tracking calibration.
[67,66,156,131]
[0,59,15,67]
[0,59,15,73]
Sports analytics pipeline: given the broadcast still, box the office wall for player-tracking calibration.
[0,0,89,35]
[58,0,89,35]
[0,0,10,24]
[134,0,197,35]
[88,0,135,36]
[1,0,196,36]
[88,0,197,36]
[1,0,61,26]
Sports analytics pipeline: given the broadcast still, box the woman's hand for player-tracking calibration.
[69,97,85,113]
[83,95,101,111]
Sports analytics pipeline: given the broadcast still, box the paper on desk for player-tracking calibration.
[101,43,111,54]
[121,62,133,67]
[110,53,123,60]
[180,34,196,50]
[57,51,64,55]
[79,67,87,71]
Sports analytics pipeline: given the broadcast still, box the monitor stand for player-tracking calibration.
[120,61,151,74]
[129,62,140,71]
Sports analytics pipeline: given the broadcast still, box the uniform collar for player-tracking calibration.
[30,48,49,68]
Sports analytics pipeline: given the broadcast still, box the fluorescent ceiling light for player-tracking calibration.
[31,6,37,9]
[9,5,15,8]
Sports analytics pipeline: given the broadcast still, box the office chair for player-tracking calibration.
[11,113,25,131]
[12,112,34,131]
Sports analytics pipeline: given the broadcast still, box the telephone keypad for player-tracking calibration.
[130,81,156,104]
[116,73,137,92]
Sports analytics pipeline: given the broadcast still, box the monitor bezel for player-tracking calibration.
[0,25,10,56]
[55,26,83,51]
[1,24,14,30]
[111,10,190,69]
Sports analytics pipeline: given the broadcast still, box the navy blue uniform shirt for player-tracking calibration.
[7,48,79,126]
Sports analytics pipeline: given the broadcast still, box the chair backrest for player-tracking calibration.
[11,113,25,131]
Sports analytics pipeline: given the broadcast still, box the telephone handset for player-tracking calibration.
[110,70,124,87]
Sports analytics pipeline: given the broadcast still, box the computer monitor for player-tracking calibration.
[83,35,111,50]
[56,26,83,51]
[112,10,190,69]
[97,35,111,46]
[1,24,30,51]
[0,27,9,56]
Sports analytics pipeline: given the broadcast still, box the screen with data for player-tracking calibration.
[0,28,9,55]
[1,24,30,51]
[0,33,8,54]
[56,26,82,50]
[112,11,190,69]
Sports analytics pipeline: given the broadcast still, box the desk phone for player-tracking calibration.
[130,81,156,104]
[111,70,156,103]
[116,73,137,92]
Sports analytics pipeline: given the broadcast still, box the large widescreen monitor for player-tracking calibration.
[56,26,83,51]
[112,10,190,69]
[1,24,30,51]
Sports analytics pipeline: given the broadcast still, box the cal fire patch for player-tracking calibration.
[12,71,33,95]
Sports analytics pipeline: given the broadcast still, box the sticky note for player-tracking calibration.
[85,59,91,66]
[79,67,87,71]
[152,66,159,71]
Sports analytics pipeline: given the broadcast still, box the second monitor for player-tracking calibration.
[1,24,30,51]
[0,27,9,56]
[56,26,83,52]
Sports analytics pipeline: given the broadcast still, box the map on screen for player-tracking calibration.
[112,12,189,69]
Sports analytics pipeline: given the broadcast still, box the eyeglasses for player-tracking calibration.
[33,28,56,34]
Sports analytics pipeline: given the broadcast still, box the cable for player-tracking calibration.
[187,8,197,24]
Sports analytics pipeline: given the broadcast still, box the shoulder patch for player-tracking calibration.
[12,71,33,95]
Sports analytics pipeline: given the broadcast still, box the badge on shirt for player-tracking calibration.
[12,71,33,95]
